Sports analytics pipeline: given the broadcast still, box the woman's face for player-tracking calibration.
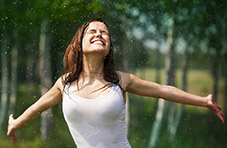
[82,21,110,57]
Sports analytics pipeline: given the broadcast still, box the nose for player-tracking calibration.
[95,30,102,38]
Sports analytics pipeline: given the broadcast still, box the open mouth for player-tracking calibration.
[91,39,105,45]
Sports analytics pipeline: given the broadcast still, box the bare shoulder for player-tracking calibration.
[54,76,65,94]
[116,71,134,91]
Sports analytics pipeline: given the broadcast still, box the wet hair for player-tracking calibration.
[62,18,120,88]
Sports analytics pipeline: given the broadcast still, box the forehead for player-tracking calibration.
[87,21,108,30]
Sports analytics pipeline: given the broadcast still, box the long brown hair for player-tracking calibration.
[62,18,120,88]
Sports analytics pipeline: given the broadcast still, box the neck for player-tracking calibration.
[80,53,104,82]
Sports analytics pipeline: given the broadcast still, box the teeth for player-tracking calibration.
[93,40,103,44]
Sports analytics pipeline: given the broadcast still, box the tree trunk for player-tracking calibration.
[38,19,53,142]
[165,17,176,135]
[224,69,227,115]
[148,98,165,148]
[9,35,18,115]
[0,31,8,133]
[169,48,189,141]
[149,16,176,148]
[148,47,163,148]
[223,47,227,114]
[155,48,161,84]
[25,42,37,99]
[212,52,221,103]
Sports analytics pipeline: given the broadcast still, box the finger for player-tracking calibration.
[219,111,224,117]
[9,114,14,120]
[10,134,18,145]
[10,136,16,145]
[7,128,12,136]
[217,113,225,124]
[208,94,212,98]
[217,105,223,111]
[7,130,10,136]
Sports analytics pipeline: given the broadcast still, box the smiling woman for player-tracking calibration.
[7,18,224,148]
[83,22,110,54]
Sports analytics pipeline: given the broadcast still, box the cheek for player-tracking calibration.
[82,38,89,50]
[105,37,110,47]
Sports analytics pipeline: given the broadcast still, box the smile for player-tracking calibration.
[91,39,105,45]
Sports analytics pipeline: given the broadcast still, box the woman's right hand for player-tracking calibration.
[7,114,18,145]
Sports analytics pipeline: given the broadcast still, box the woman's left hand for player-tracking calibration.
[206,94,225,123]
[7,114,18,145]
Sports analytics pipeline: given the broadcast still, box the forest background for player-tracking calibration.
[0,0,227,148]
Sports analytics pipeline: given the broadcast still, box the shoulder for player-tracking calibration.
[116,71,135,91]
[54,75,65,94]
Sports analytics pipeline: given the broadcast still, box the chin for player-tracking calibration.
[85,48,109,56]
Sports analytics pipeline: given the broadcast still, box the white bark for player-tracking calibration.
[0,32,8,132]
[38,19,53,141]
[165,16,177,135]
[169,48,189,140]
[148,99,165,148]
[9,40,18,114]
[149,16,176,148]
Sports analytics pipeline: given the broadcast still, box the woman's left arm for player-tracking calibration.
[119,72,225,123]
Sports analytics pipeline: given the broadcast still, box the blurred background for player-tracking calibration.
[0,0,227,148]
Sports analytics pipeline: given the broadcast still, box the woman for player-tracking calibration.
[7,18,224,148]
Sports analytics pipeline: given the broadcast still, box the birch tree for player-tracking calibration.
[169,46,189,140]
[9,30,18,114]
[0,30,8,133]
[149,15,176,148]
[38,19,53,141]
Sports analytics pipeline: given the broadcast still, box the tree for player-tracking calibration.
[38,19,53,141]
[9,29,18,114]
[0,29,9,133]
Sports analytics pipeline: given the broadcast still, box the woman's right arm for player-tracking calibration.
[7,77,64,144]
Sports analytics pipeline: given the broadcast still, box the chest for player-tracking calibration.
[63,86,125,124]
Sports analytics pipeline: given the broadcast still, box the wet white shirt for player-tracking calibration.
[62,84,132,148]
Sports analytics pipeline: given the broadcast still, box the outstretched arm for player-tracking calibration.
[7,77,63,145]
[118,71,225,123]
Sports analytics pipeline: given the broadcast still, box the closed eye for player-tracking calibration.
[87,29,96,34]
[100,30,109,35]
[87,29,109,35]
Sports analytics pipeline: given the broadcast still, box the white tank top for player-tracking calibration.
[62,84,132,148]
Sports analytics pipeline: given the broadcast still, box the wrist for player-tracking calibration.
[205,95,214,109]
